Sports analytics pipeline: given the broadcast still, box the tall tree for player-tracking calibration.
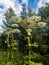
[28,6,33,17]
[21,6,27,19]
[3,7,16,27]
[38,3,49,21]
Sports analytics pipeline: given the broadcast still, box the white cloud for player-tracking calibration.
[0,19,3,25]
[37,0,49,8]
[0,0,14,25]
[0,0,23,25]
[0,0,14,9]
[36,0,49,13]
[0,13,4,25]
[0,0,22,14]
[14,0,22,16]
[47,0,49,2]
[37,0,44,8]
[22,0,28,4]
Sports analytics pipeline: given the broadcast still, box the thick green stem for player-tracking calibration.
[28,36,31,65]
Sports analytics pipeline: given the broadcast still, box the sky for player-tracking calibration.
[0,0,49,27]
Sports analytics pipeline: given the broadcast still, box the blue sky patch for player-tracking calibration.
[0,3,4,9]
[18,0,22,3]
[28,0,39,9]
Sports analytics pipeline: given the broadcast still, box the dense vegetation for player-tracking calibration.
[0,3,49,65]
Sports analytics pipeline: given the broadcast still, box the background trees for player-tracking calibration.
[38,3,49,23]
[38,3,49,55]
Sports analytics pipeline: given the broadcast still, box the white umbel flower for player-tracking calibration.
[38,22,47,28]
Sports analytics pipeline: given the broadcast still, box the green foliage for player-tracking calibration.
[28,6,33,17]
[3,7,16,27]
[21,6,27,19]
[38,3,49,23]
